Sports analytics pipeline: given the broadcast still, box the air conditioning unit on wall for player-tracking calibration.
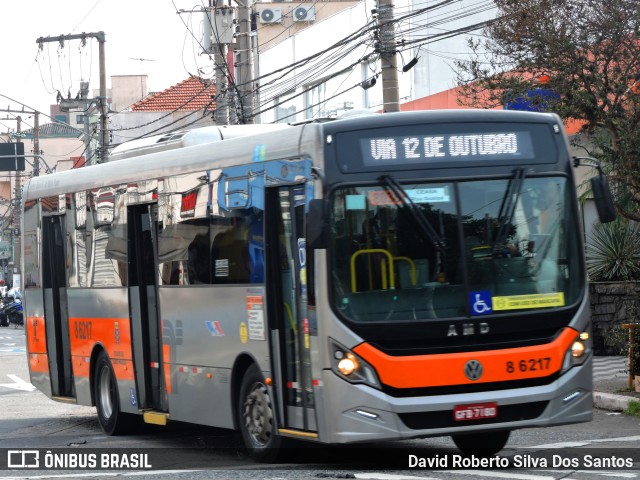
[259,8,282,23]
[293,6,315,22]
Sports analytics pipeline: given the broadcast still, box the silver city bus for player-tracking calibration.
[22,110,615,461]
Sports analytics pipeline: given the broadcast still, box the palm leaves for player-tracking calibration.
[586,220,640,281]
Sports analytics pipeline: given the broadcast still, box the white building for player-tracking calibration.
[255,0,497,123]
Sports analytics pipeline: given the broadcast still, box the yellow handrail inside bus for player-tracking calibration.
[350,249,395,293]
[284,302,296,334]
[394,256,416,286]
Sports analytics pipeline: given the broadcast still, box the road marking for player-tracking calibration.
[0,471,205,479]
[518,441,590,449]
[524,435,640,449]
[579,472,639,478]
[590,435,640,443]
[0,374,36,392]
[355,474,437,480]
[445,470,554,479]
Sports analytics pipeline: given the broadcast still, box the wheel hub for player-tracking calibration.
[243,382,273,446]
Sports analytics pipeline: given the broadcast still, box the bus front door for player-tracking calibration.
[127,204,165,413]
[42,214,74,399]
[267,185,317,435]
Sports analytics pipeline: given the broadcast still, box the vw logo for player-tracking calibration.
[464,360,483,381]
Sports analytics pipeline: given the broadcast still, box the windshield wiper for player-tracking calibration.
[379,174,445,250]
[493,168,526,250]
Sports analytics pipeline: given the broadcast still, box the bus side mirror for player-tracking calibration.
[591,175,616,223]
[307,199,328,249]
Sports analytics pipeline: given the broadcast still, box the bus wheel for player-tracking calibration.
[238,364,283,462]
[452,430,510,456]
[94,351,130,435]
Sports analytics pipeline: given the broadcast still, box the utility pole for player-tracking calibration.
[200,0,248,125]
[0,107,40,286]
[200,0,232,125]
[235,0,254,123]
[33,112,40,176]
[80,81,93,166]
[12,116,21,289]
[36,32,109,162]
[376,0,400,113]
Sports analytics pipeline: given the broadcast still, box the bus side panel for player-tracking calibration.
[25,288,52,398]
[66,288,137,413]
[159,285,269,429]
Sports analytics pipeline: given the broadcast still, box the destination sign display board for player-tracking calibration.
[361,131,535,166]
[334,122,558,173]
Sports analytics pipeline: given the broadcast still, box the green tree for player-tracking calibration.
[455,0,640,220]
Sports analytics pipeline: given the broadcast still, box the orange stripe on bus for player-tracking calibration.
[353,327,577,389]
[26,316,47,354]
[29,353,49,373]
[72,356,91,377]
[68,317,135,381]
[68,317,132,359]
[163,343,172,394]
[111,358,135,382]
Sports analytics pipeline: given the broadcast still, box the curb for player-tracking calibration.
[593,391,638,412]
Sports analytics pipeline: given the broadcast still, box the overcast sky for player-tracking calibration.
[0,0,213,131]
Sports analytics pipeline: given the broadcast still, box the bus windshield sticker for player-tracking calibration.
[215,259,229,277]
[346,195,366,210]
[368,187,450,206]
[470,291,493,316]
[492,293,565,311]
[406,187,450,203]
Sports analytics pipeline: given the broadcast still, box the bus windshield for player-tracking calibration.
[329,176,582,323]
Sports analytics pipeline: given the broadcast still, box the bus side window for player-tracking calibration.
[211,208,264,284]
[211,226,249,283]
[187,232,211,284]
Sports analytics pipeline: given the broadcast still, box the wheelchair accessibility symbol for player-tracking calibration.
[470,291,493,316]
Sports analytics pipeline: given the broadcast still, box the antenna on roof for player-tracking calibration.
[129,58,155,101]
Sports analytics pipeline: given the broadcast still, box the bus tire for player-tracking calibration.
[452,430,510,456]
[94,351,131,435]
[237,363,284,462]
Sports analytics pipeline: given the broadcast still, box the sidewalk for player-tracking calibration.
[593,355,640,412]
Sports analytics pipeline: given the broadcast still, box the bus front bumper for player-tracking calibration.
[317,356,592,445]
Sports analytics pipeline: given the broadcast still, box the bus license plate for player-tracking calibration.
[453,402,498,421]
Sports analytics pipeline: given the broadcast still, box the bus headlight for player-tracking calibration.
[561,330,591,374]
[330,339,381,389]
[337,353,358,376]
[571,340,586,358]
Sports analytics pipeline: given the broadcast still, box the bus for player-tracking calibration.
[22,110,615,461]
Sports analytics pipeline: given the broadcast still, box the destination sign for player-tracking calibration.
[361,131,535,166]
